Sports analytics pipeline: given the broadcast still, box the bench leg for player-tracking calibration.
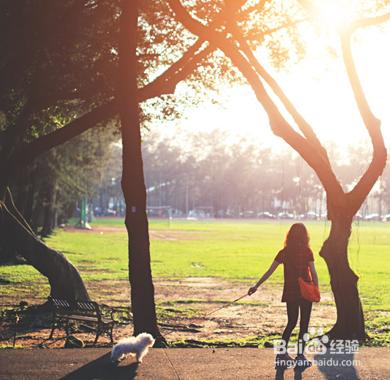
[48,326,55,340]
[13,329,17,348]
[65,320,71,338]
[93,325,102,345]
[93,329,100,345]
[49,319,57,339]
[12,315,18,347]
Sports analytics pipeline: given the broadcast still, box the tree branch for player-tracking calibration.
[235,34,330,166]
[341,30,387,214]
[168,0,344,200]
[349,12,390,31]
[11,0,302,169]
[12,41,212,169]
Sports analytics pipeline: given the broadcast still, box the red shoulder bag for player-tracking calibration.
[298,267,320,302]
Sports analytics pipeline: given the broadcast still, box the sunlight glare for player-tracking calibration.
[310,0,357,31]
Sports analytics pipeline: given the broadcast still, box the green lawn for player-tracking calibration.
[2,218,389,310]
[1,217,389,345]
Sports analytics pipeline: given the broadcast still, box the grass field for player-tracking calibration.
[1,218,389,346]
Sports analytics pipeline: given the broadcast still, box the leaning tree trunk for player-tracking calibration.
[0,188,90,301]
[319,216,365,341]
[119,0,163,343]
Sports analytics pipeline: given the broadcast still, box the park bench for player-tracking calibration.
[48,297,129,345]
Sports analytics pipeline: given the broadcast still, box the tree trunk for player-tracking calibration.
[168,1,387,345]
[119,0,163,343]
[0,190,90,301]
[41,178,57,237]
[24,174,36,226]
[319,217,365,341]
[0,202,89,301]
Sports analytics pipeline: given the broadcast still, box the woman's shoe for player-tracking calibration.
[275,353,295,368]
[294,354,312,368]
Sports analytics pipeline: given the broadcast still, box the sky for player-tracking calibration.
[150,2,390,154]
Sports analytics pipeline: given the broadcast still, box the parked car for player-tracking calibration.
[243,211,256,218]
[305,211,319,220]
[257,211,276,219]
[364,213,380,221]
[382,214,390,222]
[278,212,294,219]
[105,208,117,216]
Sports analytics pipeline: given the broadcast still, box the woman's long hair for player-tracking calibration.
[284,223,310,253]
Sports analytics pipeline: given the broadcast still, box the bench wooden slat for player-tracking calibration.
[65,315,113,324]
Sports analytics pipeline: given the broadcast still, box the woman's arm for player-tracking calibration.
[309,261,319,287]
[248,260,280,295]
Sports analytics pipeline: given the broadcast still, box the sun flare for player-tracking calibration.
[309,0,358,31]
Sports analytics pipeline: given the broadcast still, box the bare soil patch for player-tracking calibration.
[153,277,336,343]
[1,277,337,348]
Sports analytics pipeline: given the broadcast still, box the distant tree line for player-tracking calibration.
[9,127,388,241]
[94,131,390,219]
[7,126,117,238]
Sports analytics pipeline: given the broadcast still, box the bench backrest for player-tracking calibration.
[49,297,101,319]
[50,298,72,311]
[75,301,100,316]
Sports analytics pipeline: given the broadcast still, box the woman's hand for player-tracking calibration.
[248,286,258,296]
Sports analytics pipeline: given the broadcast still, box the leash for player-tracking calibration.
[162,347,181,380]
[203,293,248,316]
[158,293,248,344]
[158,294,248,378]
[160,292,249,340]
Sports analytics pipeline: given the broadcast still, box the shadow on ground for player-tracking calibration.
[315,351,360,380]
[61,353,139,380]
[273,350,360,380]
[275,365,310,380]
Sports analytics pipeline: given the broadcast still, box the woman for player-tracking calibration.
[248,223,319,368]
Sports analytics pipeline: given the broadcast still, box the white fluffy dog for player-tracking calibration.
[111,333,155,363]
